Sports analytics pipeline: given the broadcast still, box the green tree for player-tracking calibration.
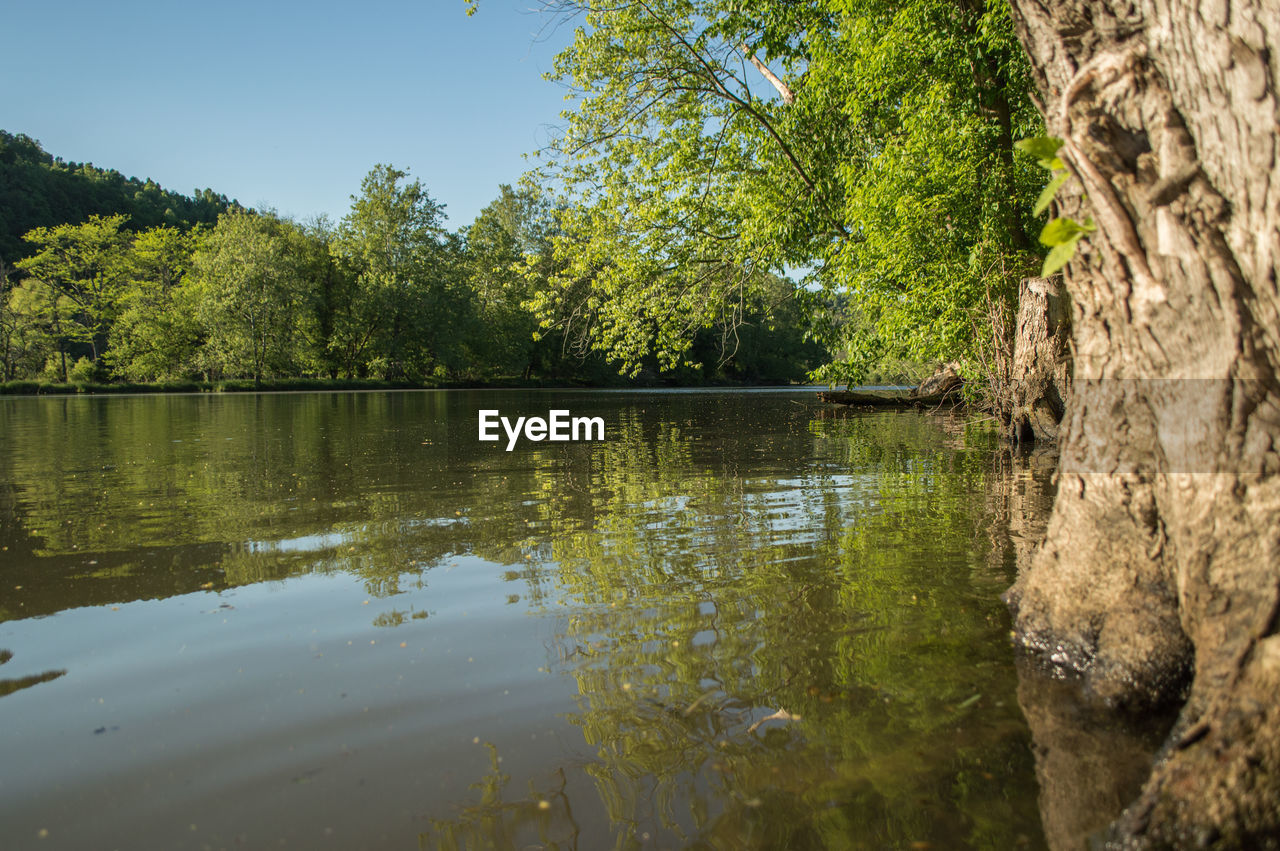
[524,0,833,375]
[523,0,1041,381]
[15,214,132,378]
[811,0,1042,381]
[463,184,561,377]
[189,210,316,382]
[106,226,202,382]
[293,216,352,379]
[0,256,18,380]
[331,165,464,379]
[0,274,69,381]
[0,130,233,264]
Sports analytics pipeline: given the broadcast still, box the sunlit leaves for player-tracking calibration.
[813,0,1044,384]
[15,215,133,375]
[1038,216,1095,276]
[190,210,316,381]
[533,0,1044,383]
[1013,135,1064,169]
[530,0,843,376]
[106,226,202,382]
[1015,136,1092,275]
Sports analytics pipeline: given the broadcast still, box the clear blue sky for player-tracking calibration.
[1,0,575,228]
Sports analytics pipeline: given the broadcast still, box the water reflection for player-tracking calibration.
[1,391,1045,849]
[0,648,66,698]
[986,446,1178,851]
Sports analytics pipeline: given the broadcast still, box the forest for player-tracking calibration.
[0,132,824,390]
[0,0,1046,394]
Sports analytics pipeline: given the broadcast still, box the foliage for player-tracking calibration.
[526,0,845,376]
[0,255,47,381]
[189,210,318,381]
[106,226,203,381]
[0,130,232,264]
[463,184,555,377]
[814,0,1045,383]
[0,139,827,386]
[526,0,1045,383]
[331,165,471,379]
[15,214,133,377]
[1014,136,1094,276]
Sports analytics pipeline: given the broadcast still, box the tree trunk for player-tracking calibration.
[1004,0,1280,845]
[1009,276,1072,444]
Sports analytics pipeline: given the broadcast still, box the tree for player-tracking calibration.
[811,0,1043,381]
[15,214,131,378]
[0,254,43,381]
[999,1,1280,844]
[294,216,352,380]
[1,271,68,381]
[0,256,16,380]
[464,184,541,376]
[189,210,315,382]
[527,0,840,375]
[0,130,232,263]
[106,226,202,382]
[463,184,566,377]
[525,0,1041,381]
[331,165,463,379]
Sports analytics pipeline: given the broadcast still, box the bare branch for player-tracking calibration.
[740,46,794,104]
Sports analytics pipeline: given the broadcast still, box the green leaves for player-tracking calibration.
[15,215,133,372]
[1017,135,1092,276]
[532,0,1045,383]
[190,210,317,381]
[1033,171,1069,216]
[1038,216,1095,276]
[331,165,463,379]
[1039,216,1093,245]
[1013,136,1064,170]
[527,0,861,376]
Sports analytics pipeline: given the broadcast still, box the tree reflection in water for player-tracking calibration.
[422,406,1044,850]
[1,392,1166,848]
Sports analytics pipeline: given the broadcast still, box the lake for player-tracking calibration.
[0,389,1051,849]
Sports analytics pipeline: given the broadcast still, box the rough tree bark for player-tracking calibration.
[1009,276,1073,444]
[1002,0,1280,846]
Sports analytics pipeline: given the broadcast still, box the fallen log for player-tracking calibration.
[818,363,964,409]
[816,388,962,408]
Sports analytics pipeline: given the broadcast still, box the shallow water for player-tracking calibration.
[0,389,1047,850]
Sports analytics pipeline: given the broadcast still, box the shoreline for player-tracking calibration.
[0,376,824,397]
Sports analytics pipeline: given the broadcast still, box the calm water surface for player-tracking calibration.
[0,390,1045,850]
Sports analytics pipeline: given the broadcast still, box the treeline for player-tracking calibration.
[0,147,824,387]
[0,131,232,264]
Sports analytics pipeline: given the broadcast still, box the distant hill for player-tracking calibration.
[0,131,236,264]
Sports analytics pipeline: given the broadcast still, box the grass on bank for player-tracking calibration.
[0,376,578,396]
[0,374,818,396]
